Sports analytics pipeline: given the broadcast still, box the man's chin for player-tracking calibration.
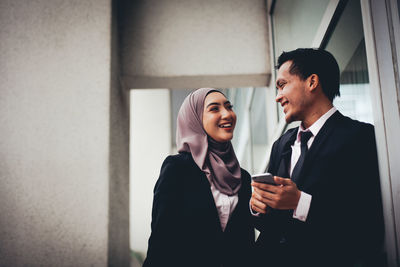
[285,115,302,125]
[284,114,293,124]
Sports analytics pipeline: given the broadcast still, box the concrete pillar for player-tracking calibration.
[0,0,129,266]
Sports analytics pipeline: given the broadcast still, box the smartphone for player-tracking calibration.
[251,172,276,185]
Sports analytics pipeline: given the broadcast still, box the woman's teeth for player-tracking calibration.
[219,123,232,128]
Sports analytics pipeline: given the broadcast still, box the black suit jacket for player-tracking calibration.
[255,111,384,267]
[143,152,255,267]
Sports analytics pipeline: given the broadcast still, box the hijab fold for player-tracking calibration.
[176,88,241,196]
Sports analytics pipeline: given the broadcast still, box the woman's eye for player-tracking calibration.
[227,104,233,110]
[210,107,219,112]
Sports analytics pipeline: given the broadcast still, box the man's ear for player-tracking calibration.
[308,74,319,91]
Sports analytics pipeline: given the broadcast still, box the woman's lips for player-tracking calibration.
[219,123,233,131]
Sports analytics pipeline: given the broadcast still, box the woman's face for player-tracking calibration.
[202,92,237,142]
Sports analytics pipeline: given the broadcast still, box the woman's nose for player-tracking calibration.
[221,108,231,118]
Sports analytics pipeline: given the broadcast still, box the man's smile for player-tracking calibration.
[281,101,289,112]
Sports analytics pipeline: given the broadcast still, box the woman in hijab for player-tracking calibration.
[143,88,255,267]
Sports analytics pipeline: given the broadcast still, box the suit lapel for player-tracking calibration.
[226,170,257,234]
[295,111,342,188]
[197,170,225,234]
[277,128,297,178]
[224,179,245,233]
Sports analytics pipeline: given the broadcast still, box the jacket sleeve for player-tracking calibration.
[304,124,384,262]
[143,156,184,267]
[252,139,281,232]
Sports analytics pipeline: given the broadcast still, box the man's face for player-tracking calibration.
[275,61,309,123]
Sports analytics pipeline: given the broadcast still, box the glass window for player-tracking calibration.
[228,88,253,172]
[398,0,400,22]
[171,89,192,149]
[250,87,268,172]
[272,0,331,62]
[325,0,374,124]
[272,0,330,122]
[229,88,247,147]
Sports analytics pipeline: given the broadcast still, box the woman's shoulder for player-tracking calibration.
[240,168,250,177]
[155,152,203,193]
[238,168,252,198]
[240,168,251,185]
[158,153,198,180]
[161,152,195,169]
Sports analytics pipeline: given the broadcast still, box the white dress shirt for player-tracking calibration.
[210,182,238,231]
[292,106,337,221]
[250,107,337,222]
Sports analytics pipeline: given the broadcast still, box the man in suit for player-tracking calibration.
[250,48,384,267]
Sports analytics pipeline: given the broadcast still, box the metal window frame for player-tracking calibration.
[234,87,255,170]
[361,0,400,265]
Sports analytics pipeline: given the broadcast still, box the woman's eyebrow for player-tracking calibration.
[206,102,221,108]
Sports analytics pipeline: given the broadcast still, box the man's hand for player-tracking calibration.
[250,176,301,213]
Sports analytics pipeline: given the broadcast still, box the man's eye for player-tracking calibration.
[277,83,285,89]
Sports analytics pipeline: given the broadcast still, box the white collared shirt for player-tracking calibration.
[292,107,337,221]
[210,182,238,231]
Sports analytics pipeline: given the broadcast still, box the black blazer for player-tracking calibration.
[255,111,384,267]
[143,152,255,267]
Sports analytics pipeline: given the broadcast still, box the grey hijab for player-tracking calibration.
[176,88,241,196]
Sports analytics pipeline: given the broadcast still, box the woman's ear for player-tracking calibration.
[307,74,319,92]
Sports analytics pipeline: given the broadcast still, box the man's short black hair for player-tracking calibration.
[276,48,340,102]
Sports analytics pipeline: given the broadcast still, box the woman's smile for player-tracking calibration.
[203,92,237,142]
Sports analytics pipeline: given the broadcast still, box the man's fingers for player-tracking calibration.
[251,191,274,212]
[251,190,262,201]
[250,196,268,214]
[274,176,293,186]
[253,187,277,200]
[252,182,280,192]
[251,179,299,210]
[251,205,266,214]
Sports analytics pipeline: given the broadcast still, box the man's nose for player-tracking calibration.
[275,91,283,103]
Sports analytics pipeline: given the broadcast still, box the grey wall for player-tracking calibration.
[108,0,130,265]
[120,0,270,89]
[0,0,129,266]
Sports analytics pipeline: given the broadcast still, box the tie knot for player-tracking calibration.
[300,131,313,145]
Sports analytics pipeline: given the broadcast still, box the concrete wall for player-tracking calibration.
[108,1,131,265]
[120,0,270,89]
[130,89,171,258]
[0,0,129,266]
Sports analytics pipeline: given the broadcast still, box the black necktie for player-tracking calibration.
[291,131,313,183]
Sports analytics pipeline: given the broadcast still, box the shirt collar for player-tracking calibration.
[296,106,337,141]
